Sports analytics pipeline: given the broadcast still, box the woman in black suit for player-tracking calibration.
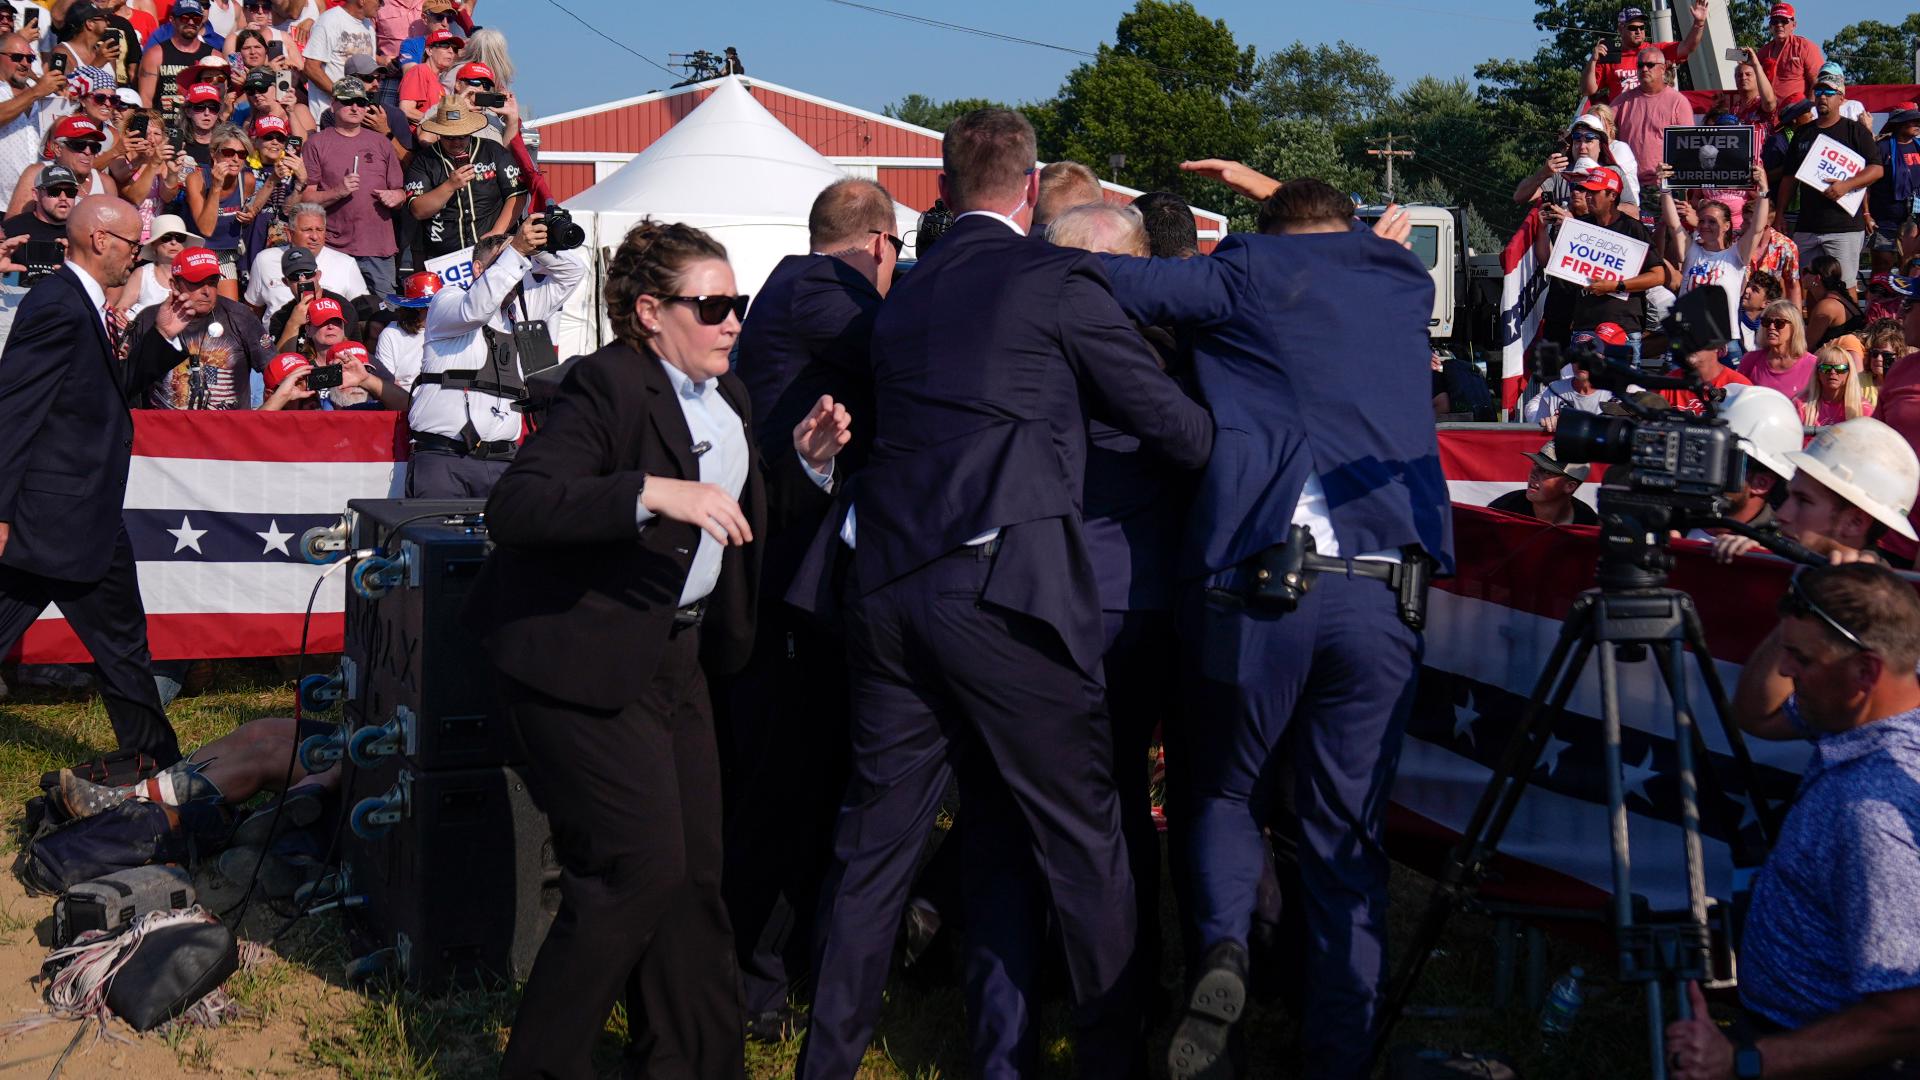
[469,218,850,1080]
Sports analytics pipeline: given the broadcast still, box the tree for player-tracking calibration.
[1039,0,1262,216]
[1823,15,1920,87]
[1252,41,1394,128]
[882,94,1011,132]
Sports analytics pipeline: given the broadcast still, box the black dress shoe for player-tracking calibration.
[1168,940,1249,1080]
[744,1006,806,1043]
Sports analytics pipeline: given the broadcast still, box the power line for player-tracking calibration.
[534,0,682,81]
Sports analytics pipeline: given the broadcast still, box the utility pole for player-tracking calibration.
[1367,134,1415,203]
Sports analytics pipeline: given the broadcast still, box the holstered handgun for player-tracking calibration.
[1247,525,1315,611]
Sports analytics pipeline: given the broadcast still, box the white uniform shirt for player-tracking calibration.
[408,244,587,442]
[640,358,751,607]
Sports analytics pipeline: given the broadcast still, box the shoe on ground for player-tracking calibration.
[1168,939,1250,1080]
[744,1006,806,1043]
[231,785,328,850]
[217,843,324,901]
[16,664,95,691]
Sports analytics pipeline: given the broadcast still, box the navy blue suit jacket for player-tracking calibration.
[1083,325,1195,612]
[797,214,1214,676]
[735,253,878,594]
[1101,232,1454,578]
[0,266,181,582]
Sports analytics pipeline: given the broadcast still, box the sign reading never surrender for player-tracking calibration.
[1664,125,1756,188]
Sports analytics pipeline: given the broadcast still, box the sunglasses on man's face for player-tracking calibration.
[459,80,494,91]
[63,140,103,154]
[658,293,750,325]
[42,186,78,198]
[1813,88,1840,98]
[336,98,369,109]
[869,230,904,257]
[2,52,33,65]
[244,1,273,10]
[1638,60,1664,70]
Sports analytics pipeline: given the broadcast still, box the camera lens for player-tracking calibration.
[1554,411,1635,465]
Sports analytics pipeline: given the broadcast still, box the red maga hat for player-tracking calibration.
[455,62,495,83]
[267,352,311,388]
[325,340,370,366]
[172,246,223,283]
[308,297,347,325]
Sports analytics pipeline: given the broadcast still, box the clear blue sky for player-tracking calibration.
[484,0,1916,125]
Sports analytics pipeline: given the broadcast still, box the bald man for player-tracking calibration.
[0,196,192,764]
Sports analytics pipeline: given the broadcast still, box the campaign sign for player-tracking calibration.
[425,246,476,290]
[1793,133,1868,215]
[1665,125,1755,188]
[1544,219,1650,288]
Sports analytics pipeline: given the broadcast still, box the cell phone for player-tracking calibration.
[287,136,303,155]
[1725,47,1746,61]
[22,7,38,27]
[48,51,66,76]
[20,239,64,275]
[268,41,285,61]
[306,365,344,391]
[472,91,506,109]
[127,111,149,138]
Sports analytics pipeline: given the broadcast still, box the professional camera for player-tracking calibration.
[1541,286,1745,588]
[539,208,585,254]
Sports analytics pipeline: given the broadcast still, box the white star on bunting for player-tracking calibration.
[168,515,208,554]
[1621,749,1661,805]
[257,520,293,556]
[1537,734,1573,777]
[1452,694,1479,748]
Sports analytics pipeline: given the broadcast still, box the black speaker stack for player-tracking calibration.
[318,498,559,988]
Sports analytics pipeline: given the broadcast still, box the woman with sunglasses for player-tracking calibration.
[1801,343,1871,426]
[6,116,116,217]
[184,121,255,299]
[1742,298,1819,398]
[1802,253,1867,348]
[1513,110,1641,219]
[240,113,303,255]
[113,212,203,318]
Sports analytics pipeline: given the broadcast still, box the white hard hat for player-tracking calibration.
[1783,417,1920,540]
[1718,384,1801,481]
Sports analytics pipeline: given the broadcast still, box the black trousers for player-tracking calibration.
[405,448,510,499]
[720,607,851,1017]
[0,527,180,765]
[497,624,746,1080]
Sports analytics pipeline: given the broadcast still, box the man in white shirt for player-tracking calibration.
[0,33,63,198]
[242,202,368,315]
[301,0,380,118]
[1525,343,1616,430]
[408,212,585,497]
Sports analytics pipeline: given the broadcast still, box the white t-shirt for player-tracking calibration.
[0,83,53,199]
[1680,241,1744,347]
[1610,139,1643,207]
[374,322,424,391]
[1524,379,1614,423]
[243,244,370,314]
[303,6,376,116]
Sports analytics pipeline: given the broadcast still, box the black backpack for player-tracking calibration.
[15,800,191,898]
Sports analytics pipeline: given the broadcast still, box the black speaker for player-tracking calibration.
[342,758,560,987]
[341,499,518,769]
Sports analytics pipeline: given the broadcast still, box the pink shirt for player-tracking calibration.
[374,0,425,59]
[1757,35,1823,104]
[301,124,402,257]
[399,61,444,112]
[1612,85,1695,186]
[1740,350,1817,400]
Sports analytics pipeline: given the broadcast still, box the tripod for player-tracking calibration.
[1373,517,1790,1079]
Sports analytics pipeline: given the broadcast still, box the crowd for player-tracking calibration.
[0,2,1919,1079]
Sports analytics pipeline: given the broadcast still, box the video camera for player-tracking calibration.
[1538,286,1747,588]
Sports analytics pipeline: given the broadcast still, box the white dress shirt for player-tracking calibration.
[409,245,587,443]
[1290,475,1402,563]
[832,209,1027,551]
[638,358,751,607]
[243,245,369,315]
[66,261,110,337]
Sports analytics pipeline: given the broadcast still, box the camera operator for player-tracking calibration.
[408,211,586,497]
[404,99,522,260]
[1666,562,1920,1080]
[1679,384,1801,542]
[1713,416,1920,565]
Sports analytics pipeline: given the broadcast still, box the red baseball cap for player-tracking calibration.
[326,341,371,366]
[251,114,290,138]
[50,115,102,142]
[1768,2,1794,19]
[425,29,462,47]
[267,352,311,388]
[455,62,495,84]
[172,246,223,284]
[309,297,346,325]
[1595,323,1629,347]
[185,83,222,105]
[1575,165,1623,194]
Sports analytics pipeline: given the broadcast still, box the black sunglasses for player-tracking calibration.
[658,293,750,325]
[2,52,33,64]
[869,229,903,256]
[1784,571,1871,652]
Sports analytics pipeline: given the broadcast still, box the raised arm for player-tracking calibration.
[1097,242,1245,329]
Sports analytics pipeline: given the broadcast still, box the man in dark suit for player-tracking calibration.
[722,177,897,1041]
[0,196,187,765]
[1101,175,1453,1080]
[467,219,849,1080]
[793,108,1213,1080]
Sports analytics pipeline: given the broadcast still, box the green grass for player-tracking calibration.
[0,662,1647,1078]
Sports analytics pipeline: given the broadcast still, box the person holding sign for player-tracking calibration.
[1544,165,1663,362]
[1659,159,1770,348]
[1777,69,1882,277]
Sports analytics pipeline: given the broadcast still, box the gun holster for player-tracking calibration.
[1245,525,1316,612]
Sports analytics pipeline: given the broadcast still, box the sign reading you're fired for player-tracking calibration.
[1545,218,1650,288]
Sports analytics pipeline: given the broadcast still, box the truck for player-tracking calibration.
[1356,204,1508,420]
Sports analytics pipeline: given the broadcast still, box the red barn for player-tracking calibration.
[525,75,1229,249]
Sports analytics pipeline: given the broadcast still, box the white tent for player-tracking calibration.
[550,76,917,359]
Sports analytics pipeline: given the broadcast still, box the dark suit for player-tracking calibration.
[794,214,1213,1080]
[1103,233,1453,1079]
[0,265,182,765]
[470,341,794,1080]
[722,253,878,1020]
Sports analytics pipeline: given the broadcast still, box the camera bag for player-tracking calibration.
[53,865,196,947]
[102,914,240,1032]
[15,799,188,898]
